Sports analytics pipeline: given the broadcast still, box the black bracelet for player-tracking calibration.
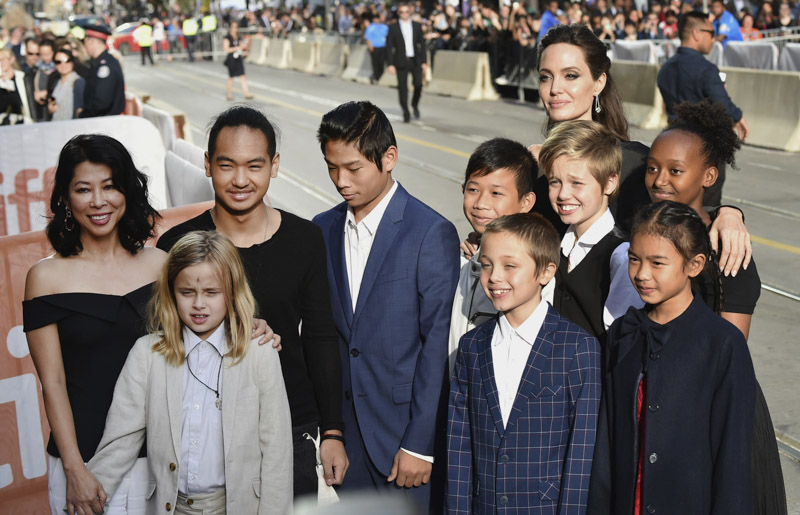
[320,433,346,446]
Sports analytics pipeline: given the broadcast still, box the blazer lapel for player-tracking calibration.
[503,307,559,432]
[352,186,407,325]
[221,355,242,455]
[165,360,184,460]
[477,319,506,437]
[328,208,354,329]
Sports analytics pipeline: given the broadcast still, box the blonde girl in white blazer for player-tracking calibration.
[83,231,293,514]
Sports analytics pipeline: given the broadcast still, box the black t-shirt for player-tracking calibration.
[157,209,343,432]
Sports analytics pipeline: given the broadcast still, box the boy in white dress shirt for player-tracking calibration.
[446,213,600,513]
[447,138,538,375]
[538,120,643,343]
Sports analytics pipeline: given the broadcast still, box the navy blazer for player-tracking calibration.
[446,307,601,514]
[313,183,459,475]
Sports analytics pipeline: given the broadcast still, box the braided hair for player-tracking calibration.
[631,201,723,313]
[666,99,741,172]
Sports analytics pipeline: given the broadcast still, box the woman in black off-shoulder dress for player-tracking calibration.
[23,134,166,515]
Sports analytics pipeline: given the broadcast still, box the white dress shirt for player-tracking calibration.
[343,180,432,463]
[399,19,415,57]
[179,324,226,495]
[491,298,549,426]
[554,209,643,329]
[344,180,398,311]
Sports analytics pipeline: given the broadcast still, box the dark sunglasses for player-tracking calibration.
[55,59,72,64]
[28,52,40,56]
[698,28,715,35]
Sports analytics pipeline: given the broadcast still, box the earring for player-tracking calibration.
[65,206,75,232]
[594,93,602,114]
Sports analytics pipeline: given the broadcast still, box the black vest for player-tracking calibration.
[552,227,627,341]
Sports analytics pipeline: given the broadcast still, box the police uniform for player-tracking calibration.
[80,26,126,118]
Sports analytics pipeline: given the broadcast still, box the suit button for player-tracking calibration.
[165,503,172,511]
[344,390,351,400]
[563,294,571,301]
[648,403,659,412]
[646,505,656,514]
[350,348,360,357]
[187,499,194,506]
[500,454,509,463]
[649,452,658,464]
[169,462,176,471]
[499,495,508,505]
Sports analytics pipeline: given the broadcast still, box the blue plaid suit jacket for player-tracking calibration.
[446,305,601,514]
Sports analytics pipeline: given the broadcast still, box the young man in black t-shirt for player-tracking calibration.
[157,106,348,499]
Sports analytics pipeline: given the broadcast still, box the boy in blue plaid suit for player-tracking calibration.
[446,213,601,514]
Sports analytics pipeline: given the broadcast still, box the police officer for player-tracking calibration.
[78,25,125,118]
[182,15,199,62]
[200,10,217,61]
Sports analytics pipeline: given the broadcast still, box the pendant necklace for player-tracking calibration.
[187,349,223,410]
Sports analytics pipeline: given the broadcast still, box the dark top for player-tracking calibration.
[80,49,125,118]
[224,35,245,77]
[553,227,627,343]
[657,46,743,122]
[386,21,427,68]
[22,283,152,462]
[588,294,756,515]
[532,139,650,236]
[0,79,23,125]
[157,209,344,432]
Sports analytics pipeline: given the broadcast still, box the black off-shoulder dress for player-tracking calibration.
[22,283,153,462]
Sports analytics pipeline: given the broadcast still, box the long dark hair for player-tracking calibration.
[537,24,629,141]
[631,201,723,313]
[47,134,160,257]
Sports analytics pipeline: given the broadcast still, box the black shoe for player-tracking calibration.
[413,106,420,119]
[403,112,411,123]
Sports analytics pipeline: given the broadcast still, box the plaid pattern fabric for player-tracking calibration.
[446,306,601,514]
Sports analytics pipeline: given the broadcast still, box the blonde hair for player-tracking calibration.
[484,213,561,273]
[538,120,622,198]
[0,48,21,71]
[148,231,255,366]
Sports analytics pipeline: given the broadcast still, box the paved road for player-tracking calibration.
[124,56,800,510]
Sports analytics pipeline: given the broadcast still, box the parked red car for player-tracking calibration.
[109,22,186,55]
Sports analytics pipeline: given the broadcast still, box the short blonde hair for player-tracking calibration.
[0,48,21,71]
[148,231,256,366]
[538,120,622,198]
[484,213,560,273]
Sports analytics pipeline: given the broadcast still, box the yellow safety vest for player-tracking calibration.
[70,26,85,40]
[182,18,199,36]
[201,15,217,32]
[133,24,153,47]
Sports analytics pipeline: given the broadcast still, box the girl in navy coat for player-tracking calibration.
[588,201,756,515]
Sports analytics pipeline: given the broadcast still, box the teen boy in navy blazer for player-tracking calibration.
[313,101,459,512]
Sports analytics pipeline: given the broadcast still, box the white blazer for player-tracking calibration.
[12,70,32,124]
[89,333,293,514]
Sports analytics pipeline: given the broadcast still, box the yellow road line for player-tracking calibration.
[752,235,800,255]
[153,64,800,256]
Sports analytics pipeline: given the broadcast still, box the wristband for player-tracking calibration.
[320,433,346,446]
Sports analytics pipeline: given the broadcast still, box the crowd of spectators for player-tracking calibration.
[1,28,91,124]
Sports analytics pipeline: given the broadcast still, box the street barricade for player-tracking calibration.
[427,50,499,101]
[341,44,373,84]
[612,40,657,64]
[610,60,666,130]
[724,41,779,70]
[291,39,318,73]
[247,36,268,65]
[265,38,292,69]
[722,66,800,151]
[315,41,346,76]
[779,42,800,71]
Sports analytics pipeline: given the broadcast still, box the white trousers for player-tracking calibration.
[48,454,150,515]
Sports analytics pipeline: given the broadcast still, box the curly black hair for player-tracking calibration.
[47,134,161,257]
[666,99,741,171]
